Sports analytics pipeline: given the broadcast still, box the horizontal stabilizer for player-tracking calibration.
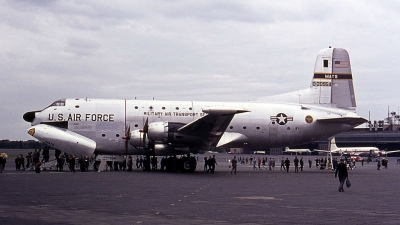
[317,117,367,126]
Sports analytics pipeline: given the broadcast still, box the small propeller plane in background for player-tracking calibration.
[326,137,400,158]
[23,47,367,172]
[284,147,312,155]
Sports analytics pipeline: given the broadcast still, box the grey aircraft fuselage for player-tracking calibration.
[23,47,367,159]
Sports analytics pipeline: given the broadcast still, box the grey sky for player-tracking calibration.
[1,1,400,140]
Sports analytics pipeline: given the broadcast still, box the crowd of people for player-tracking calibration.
[231,156,319,172]
[2,147,398,176]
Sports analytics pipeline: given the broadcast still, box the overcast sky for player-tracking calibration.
[2,0,400,141]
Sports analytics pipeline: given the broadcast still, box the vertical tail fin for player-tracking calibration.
[311,47,356,110]
[262,47,357,112]
[329,137,339,150]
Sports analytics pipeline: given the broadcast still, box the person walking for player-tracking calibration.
[231,156,237,174]
[209,155,217,173]
[335,158,348,192]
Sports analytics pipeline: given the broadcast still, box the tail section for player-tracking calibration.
[311,47,356,110]
[262,47,357,112]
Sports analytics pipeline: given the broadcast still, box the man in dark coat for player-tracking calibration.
[335,158,348,192]
[284,158,290,173]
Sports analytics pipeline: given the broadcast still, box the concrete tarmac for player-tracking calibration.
[1,152,400,224]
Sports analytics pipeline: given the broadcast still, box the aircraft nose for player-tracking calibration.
[23,111,37,123]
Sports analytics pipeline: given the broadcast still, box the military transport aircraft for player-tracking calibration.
[23,47,367,172]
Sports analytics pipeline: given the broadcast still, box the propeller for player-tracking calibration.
[142,118,149,149]
[123,124,131,155]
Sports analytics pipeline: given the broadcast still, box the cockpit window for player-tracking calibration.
[44,99,66,109]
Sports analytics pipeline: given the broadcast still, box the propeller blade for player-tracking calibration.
[143,118,149,148]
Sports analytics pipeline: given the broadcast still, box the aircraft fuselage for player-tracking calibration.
[26,98,359,156]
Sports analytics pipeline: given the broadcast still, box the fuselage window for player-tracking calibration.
[102,134,106,137]
[189,107,192,110]
[135,106,138,109]
[229,126,233,129]
[176,107,179,110]
[256,127,260,130]
[243,126,247,130]
[162,107,166,110]
[149,106,153,110]
[134,124,138,127]
[287,127,290,130]
[116,134,120,137]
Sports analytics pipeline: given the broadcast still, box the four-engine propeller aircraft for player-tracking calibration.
[326,137,382,157]
[327,137,400,157]
[23,47,367,172]
[284,147,312,155]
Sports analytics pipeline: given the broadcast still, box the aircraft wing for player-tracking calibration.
[317,117,367,126]
[177,108,249,151]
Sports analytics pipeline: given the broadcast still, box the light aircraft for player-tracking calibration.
[23,47,367,172]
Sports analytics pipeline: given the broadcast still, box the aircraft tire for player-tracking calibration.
[181,157,196,173]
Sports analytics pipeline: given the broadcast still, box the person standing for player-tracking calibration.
[308,158,312,169]
[294,156,299,173]
[203,157,208,171]
[268,158,272,170]
[0,154,4,173]
[335,158,348,192]
[127,156,133,171]
[284,158,290,173]
[0,154,6,172]
[272,158,276,170]
[209,155,217,173]
[231,156,237,174]
[280,157,285,171]
[69,155,76,173]
[300,157,304,171]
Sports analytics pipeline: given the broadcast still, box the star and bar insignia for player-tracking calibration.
[270,113,293,125]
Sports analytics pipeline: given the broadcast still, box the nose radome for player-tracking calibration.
[23,111,38,123]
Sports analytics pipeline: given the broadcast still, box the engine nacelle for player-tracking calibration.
[147,121,191,143]
[129,129,149,149]
[147,121,168,143]
[130,121,203,149]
